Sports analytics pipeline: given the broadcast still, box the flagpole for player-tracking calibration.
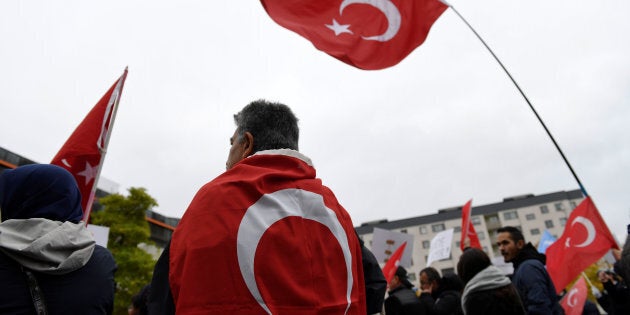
[442,2,588,197]
[84,67,129,222]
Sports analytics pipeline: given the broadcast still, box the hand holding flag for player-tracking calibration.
[51,68,128,222]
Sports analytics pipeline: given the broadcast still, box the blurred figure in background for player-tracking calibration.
[385,266,425,315]
[457,248,525,315]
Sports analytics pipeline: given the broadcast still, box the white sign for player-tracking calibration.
[426,228,454,266]
[87,224,110,248]
[491,255,514,275]
[371,227,414,268]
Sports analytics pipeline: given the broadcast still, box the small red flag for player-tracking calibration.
[560,277,587,315]
[51,69,128,222]
[460,199,481,251]
[382,241,407,284]
[546,197,619,293]
[260,0,448,70]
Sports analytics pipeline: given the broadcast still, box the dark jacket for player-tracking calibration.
[511,243,564,315]
[385,285,425,315]
[0,245,116,314]
[358,234,387,314]
[596,278,630,315]
[431,273,464,315]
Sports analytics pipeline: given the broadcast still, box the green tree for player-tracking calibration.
[91,187,158,315]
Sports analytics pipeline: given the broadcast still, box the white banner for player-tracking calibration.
[426,228,454,266]
[87,224,110,248]
[371,227,414,268]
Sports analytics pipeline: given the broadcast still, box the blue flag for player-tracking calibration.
[537,230,556,254]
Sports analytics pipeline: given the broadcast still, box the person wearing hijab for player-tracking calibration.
[0,164,117,314]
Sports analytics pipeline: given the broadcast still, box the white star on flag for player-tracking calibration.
[77,161,98,185]
[325,19,352,36]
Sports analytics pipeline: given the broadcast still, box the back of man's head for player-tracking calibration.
[234,100,299,153]
[497,226,525,243]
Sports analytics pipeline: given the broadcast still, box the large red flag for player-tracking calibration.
[51,68,128,221]
[260,0,448,70]
[546,196,619,293]
[560,276,587,315]
[382,241,407,284]
[460,199,481,251]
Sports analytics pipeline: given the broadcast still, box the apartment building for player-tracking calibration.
[355,189,584,286]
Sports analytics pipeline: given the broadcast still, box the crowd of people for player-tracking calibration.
[1,99,630,314]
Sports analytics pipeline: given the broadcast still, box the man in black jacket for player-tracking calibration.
[385,266,426,315]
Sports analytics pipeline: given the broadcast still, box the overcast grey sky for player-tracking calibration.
[2,1,629,240]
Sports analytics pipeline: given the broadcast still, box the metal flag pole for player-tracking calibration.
[441,1,588,197]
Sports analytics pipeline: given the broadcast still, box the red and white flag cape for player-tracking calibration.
[546,196,618,292]
[260,0,448,70]
[460,199,481,251]
[382,241,407,284]
[51,68,128,221]
[560,276,587,315]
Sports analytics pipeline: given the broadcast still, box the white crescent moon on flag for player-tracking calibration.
[236,188,353,315]
[339,0,401,42]
[568,216,596,248]
[567,287,579,307]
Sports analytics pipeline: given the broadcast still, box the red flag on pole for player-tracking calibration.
[460,199,481,251]
[546,197,619,293]
[560,276,587,315]
[51,68,128,222]
[382,241,407,284]
[260,0,448,70]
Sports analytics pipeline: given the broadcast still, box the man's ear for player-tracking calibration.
[241,132,254,158]
[516,239,525,249]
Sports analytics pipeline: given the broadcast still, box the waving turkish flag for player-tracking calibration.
[51,69,128,221]
[382,241,407,284]
[546,197,619,293]
[460,199,481,251]
[560,277,587,315]
[260,0,448,70]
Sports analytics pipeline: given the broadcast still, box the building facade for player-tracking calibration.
[355,190,584,286]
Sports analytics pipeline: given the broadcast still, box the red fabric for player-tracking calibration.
[460,199,481,251]
[546,197,619,293]
[260,0,448,70]
[381,242,406,284]
[51,70,127,221]
[169,153,366,314]
[560,277,587,315]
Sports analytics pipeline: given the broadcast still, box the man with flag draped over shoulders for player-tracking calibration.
[149,100,366,314]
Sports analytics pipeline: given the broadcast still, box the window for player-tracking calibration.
[478,231,486,240]
[422,240,431,249]
[540,205,549,214]
[560,217,567,226]
[526,213,536,221]
[487,216,500,224]
[454,226,462,233]
[400,229,407,234]
[419,226,428,235]
[441,268,455,275]
[555,203,565,211]
[545,220,554,228]
[432,223,445,233]
[531,228,540,235]
[455,241,461,248]
[472,216,482,225]
[570,201,577,209]
[503,211,518,220]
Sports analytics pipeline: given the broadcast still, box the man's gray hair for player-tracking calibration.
[234,99,299,153]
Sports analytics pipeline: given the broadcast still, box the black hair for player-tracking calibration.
[497,226,525,243]
[233,99,299,153]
